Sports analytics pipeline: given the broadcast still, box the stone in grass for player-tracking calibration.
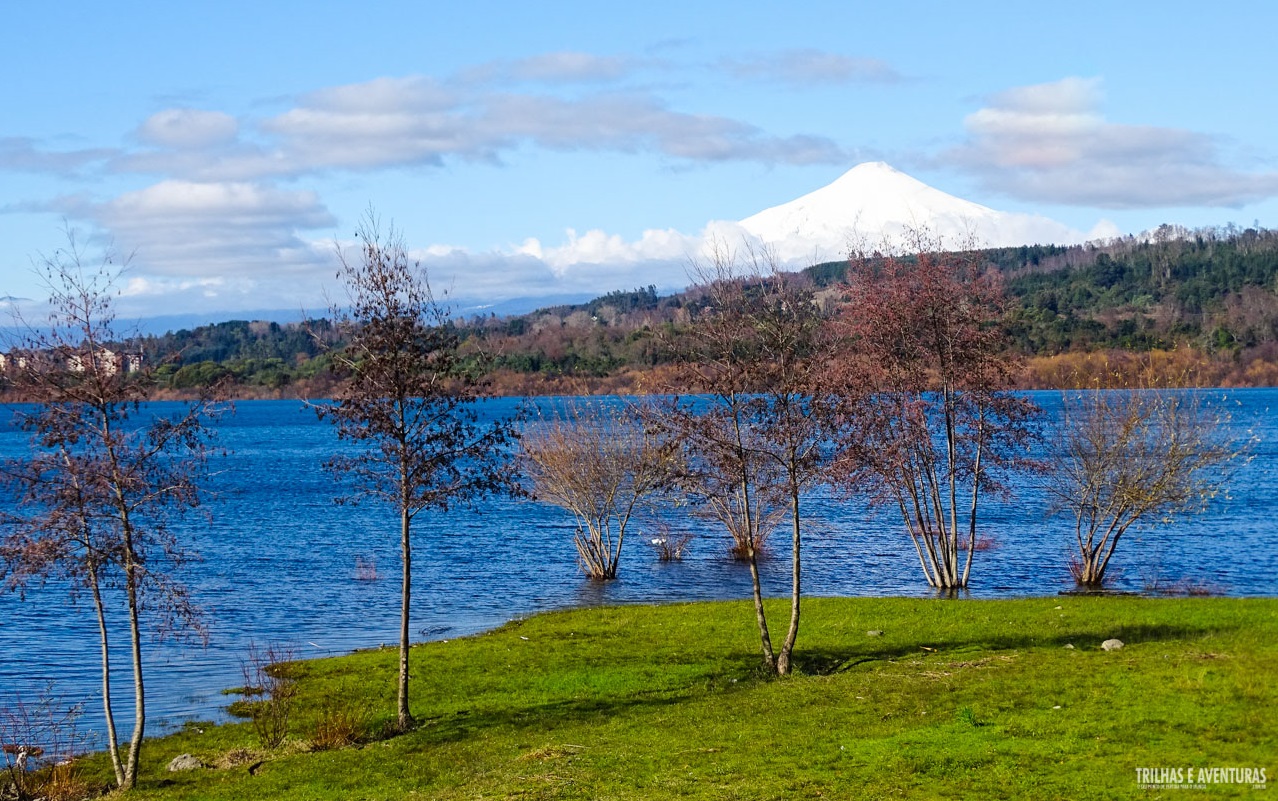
[168,753,205,772]
[866,630,884,637]
[1101,639,1125,651]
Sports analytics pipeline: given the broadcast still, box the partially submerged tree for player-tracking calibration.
[657,242,834,676]
[830,237,1037,591]
[521,401,675,579]
[318,214,516,731]
[1049,383,1241,588]
[0,234,215,790]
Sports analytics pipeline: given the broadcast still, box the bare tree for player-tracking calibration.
[657,242,834,676]
[520,401,675,579]
[1049,386,1241,588]
[0,233,215,790]
[829,236,1037,591]
[318,213,516,731]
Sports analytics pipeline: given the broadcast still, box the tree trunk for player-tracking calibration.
[123,555,144,790]
[943,385,959,586]
[1077,556,1101,587]
[775,482,802,676]
[88,559,125,787]
[398,503,412,730]
[747,549,776,673]
[735,455,775,674]
[610,519,625,580]
[1091,529,1126,588]
[961,427,984,588]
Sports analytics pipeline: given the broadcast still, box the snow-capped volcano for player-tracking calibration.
[738,162,1087,259]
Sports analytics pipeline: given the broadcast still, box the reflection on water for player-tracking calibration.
[0,391,1274,740]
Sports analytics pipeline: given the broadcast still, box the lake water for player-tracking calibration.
[1,390,1274,744]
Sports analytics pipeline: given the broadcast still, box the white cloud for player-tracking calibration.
[406,228,699,302]
[99,180,333,232]
[354,223,749,307]
[0,49,876,315]
[539,226,698,271]
[1087,219,1123,241]
[55,180,338,314]
[417,220,778,304]
[407,247,561,300]
[460,52,634,85]
[721,49,904,86]
[947,76,1278,208]
[0,137,114,176]
[986,76,1100,116]
[476,92,849,164]
[136,109,239,149]
[45,63,851,182]
[52,178,740,313]
[511,52,631,82]
[120,274,228,300]
[421,247,693,303]
[255,81,850,174]
[307,75,458,113]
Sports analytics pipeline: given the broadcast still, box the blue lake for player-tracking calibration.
[1,390,1274,743]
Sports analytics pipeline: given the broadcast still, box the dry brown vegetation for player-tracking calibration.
[520,401,676,580]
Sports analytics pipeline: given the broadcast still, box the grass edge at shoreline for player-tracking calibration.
[61,595,1277,800]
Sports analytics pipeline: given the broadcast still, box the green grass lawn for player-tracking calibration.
[72,597,1276,799]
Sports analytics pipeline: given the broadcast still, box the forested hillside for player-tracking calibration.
[13,225,1273,396]
[135,319,341,393]
[1002,225,1278,354]
[807,224,1278,354]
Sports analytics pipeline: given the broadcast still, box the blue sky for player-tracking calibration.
[3,0,1277,318]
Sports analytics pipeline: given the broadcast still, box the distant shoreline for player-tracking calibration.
[0,357,1272,406]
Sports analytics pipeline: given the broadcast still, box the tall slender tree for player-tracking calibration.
[657,242,833,676]
[318,214,515,730]
[0,233,215,790]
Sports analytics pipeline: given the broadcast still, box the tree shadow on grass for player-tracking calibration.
[404,653,766,748]
[794,620,1238,676]
[410,681,747,748]
[371,619,1243,748]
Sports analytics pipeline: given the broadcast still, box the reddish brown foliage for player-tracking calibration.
[828,244,1038,590]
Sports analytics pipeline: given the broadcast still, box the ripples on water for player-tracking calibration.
[0,391,1274,741]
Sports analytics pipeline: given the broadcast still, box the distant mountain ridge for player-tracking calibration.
[738,162,1088,259]
[5,228,1276,395]
[1,294,597,341]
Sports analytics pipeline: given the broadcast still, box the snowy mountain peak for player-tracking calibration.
[738,162,1084,260]
[823,161,946,197]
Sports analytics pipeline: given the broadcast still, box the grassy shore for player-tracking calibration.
[71,596,1275,799]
